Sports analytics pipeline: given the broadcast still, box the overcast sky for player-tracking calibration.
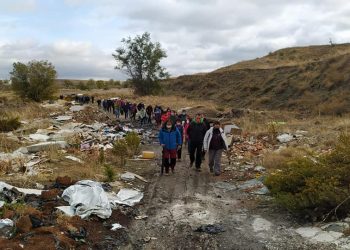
[0,0,349,80]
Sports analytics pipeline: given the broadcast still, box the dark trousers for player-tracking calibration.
[164,158,176,173]
[177,145,182,159]
[189,142,203,169]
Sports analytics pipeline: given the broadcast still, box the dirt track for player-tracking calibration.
[124,147,335,250]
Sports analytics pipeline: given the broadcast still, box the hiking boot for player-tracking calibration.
[164,173,170,176]
[214,173,220,176]
[195,168,201,172]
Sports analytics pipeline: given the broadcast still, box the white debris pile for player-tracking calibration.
[61,180,112,219]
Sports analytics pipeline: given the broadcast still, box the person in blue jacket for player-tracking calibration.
[159,120,182,175]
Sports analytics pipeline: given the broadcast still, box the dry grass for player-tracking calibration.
[262,147,313,171]
[0,134,23,153]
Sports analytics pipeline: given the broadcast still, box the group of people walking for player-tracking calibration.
[159,110,229,176]
[96,98,155,126]
[95,97,229,177]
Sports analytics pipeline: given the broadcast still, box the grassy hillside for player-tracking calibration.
[165,43,350,115]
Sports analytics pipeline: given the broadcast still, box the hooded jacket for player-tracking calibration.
[158,125,182,150]
[203,127,228,151]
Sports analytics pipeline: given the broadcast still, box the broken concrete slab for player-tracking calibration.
[26,141,68,153]
[29,134,50,142]
[69,105,86,112]
[121,172,135,181]
[211,181,238,191]
[296,227,323,238]
[55,115,73,121]
[0,181,43,195]
[252,217,273,232]
[120,172,148,183]
[238,179,269,195]
[65,155,83,163]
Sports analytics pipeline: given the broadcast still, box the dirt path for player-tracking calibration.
[124,147,335,250]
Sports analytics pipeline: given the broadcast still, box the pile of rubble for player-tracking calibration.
[0,176,144,248]
[0,103,158,175]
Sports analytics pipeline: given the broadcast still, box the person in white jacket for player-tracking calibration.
[203,121,228,176]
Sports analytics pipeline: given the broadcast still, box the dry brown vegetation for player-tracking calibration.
[164,43,350,115]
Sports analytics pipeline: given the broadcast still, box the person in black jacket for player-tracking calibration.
[187,113,207,171]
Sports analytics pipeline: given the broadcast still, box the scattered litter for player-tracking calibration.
[109,188,144,207]
[142,151,155,159]
[56,206,75,217]
[65,155,84,163]
[120,172,148,183]
[62,180,112,219]
[277,133,294,143]
[254,166,266,172]
[0,219,14,238]
[111,223,124,231]
[0,219,13,228]
[194,224,225,234]
[0,181,43,196]
[143,236,157,242]
[135,215,148,220]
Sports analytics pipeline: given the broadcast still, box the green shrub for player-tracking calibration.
[11,60,57,102]
[77,81,89,90]
[125,132,141,156]
[113,139,128,166]
[103,164,115,182]
[0,116,21,132]
[265,134,350,221]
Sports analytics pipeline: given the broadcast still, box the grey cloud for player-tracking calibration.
[0,40,126,80]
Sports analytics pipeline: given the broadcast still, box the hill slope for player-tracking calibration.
[165,44,350,115]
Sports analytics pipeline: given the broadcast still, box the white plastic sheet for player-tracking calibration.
[109,188,144,207]
[62,180,112,219]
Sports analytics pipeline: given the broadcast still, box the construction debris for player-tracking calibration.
[61,180,112,219]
